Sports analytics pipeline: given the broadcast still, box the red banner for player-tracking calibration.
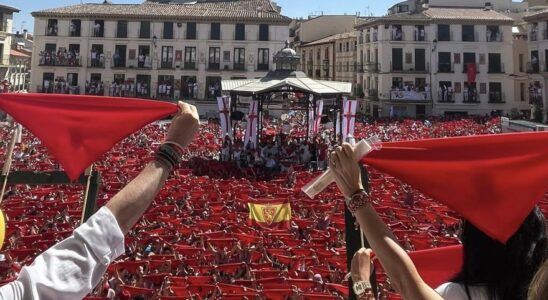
[467,63,476,84]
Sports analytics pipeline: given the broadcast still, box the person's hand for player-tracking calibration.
[349,248,373,283]
[165,101,200,148]
[329,143,363,198]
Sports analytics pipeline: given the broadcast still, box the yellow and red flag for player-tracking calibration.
[248,199,291,229]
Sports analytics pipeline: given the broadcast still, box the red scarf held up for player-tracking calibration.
[409,245,463,288]
[0,93,178,180]
[363,132,548,244]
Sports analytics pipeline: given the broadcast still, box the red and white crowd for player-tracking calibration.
[0,116,545,300]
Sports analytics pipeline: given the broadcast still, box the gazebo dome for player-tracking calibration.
[274,41,300,71]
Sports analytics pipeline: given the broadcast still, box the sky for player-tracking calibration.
[3,0,402,34]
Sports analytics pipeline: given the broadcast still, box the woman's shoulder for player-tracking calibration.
[435,282,489,300]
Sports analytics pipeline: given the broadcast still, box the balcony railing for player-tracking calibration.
[257,63,270,71]
[208,62,220,70]
[437,64,454,73]
[365,89,378,99]
[46,27,58,36]
[462,63,480,73]
[390,29,404,41]
[414,31,427,42]
[530,30,539,41]
[109,86,136,98]
[364,63,379,73]
[438,90,455,103]
[436,31,453,42]
[463,91,480,103]
[111,60,127,68]
[487,63,505,74]
[88,58,105,68]
[488,91,505,103]
[184,62,197,70]
[160,60,175,69]
[37,85,80,95]
[39,57,82,67]
[390,62,429,73]
[461,31,479,42]
[390,90,432,101]
[527,62,540,74]
[233,63,246,71]
[487,31,503,42]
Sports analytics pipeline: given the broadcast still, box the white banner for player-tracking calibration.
[313,100,324,135]
[342,97,357,140]
[217,96,231,139]
[244,100,259,148]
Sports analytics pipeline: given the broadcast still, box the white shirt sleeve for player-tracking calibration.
[0,206,125,300]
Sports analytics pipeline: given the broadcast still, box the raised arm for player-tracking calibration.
[330,143,441,300]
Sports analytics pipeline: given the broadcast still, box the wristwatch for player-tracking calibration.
[353,280,372,297]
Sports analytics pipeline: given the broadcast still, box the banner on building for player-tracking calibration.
[311,100,324,136]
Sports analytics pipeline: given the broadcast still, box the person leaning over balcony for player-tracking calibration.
[0,102,200,300]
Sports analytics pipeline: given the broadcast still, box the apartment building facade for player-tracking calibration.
[357,5,530,118]
[30,0,290,101]
[524,9,548,122]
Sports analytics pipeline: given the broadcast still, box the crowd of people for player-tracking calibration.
[0,114,534,300]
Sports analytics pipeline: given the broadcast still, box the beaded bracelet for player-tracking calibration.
[155,143,183,170]
[347,190,371,215]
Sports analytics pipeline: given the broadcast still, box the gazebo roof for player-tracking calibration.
[222,70,352,96]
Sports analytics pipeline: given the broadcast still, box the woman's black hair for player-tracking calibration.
[452,206,548,300]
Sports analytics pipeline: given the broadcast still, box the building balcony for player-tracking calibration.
[463,91,480,103]
[364,63,379,73]
[111,61,127,69]
[530,31,539,42]
[390,90,431,102]
[160,60,175,69]
[39,57,82,67]
[208,63,220,70]
[37,85,81,94]
[487,63,505,74]
[0,22,9,33]
[183,62,197,70]
[233,63,246,71]
[488,92,505,103]
[437,64,454,73]
[527,62,540,74]
[88,58,105,68]
[365,89,378,100]
[390,62,429,73]
[487,32,503,42]
[462,63,480,74]
[257,64,270,71]
[437,91,455,103]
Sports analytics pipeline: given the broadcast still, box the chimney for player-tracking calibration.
[23,29,28,39]
[485,2,492,10]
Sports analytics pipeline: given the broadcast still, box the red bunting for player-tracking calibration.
[0,93,178,180]
[363,132,548,243]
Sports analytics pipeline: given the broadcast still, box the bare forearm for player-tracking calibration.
[354,204,439,299]
[106,160,170,234]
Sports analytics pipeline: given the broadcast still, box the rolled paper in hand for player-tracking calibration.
[301,136,382,198]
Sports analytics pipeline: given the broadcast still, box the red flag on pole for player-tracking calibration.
[363,132,548,243]
[0,93,178,180]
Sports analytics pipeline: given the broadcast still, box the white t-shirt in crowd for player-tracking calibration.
[0,207,125,300]
[436,282,490,300]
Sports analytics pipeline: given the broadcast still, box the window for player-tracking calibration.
[86,73,103,96]
[157,75,174,99]
[140,21,151,39]
[437,24,450,41]
[137,46,151,68]
[89,44,104,68]
[211,23,221,40]
[136,74,151,97]
[258,48,269,71]
[463,82,478,103]
[438,81,453,102]
[181,76,197,98]
[234,48,245,70]
[487,25,501,42]
[47,19,58,36]
[463,52,476,73]
[519,53,524,72]
[161,46,174,69]
[488,53,502,73]
[113,45,126,68]
[259,24,269,41]
[462,25,475,42]
[530,50,539,73]
[415,49,426,71]
[40,43,57,66]
[187,22,196,40]
[392,77,403,89]
[69,19,81,37]
[391,24,403,41]
[209,47,221,70]
[42,73,54,93]
[67,73,78,87]
[415,25,425,41]
[117,21,128,38]
[391,48,403,71]
[163,22,174,39]
[93,20,104,38]
[520,82,526,102]
[205,76,222,99]
[438,52,452,73]
[489,82,503,102]
[339,43,343,52]
[184,47,196,69]
[235,24,245,40]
